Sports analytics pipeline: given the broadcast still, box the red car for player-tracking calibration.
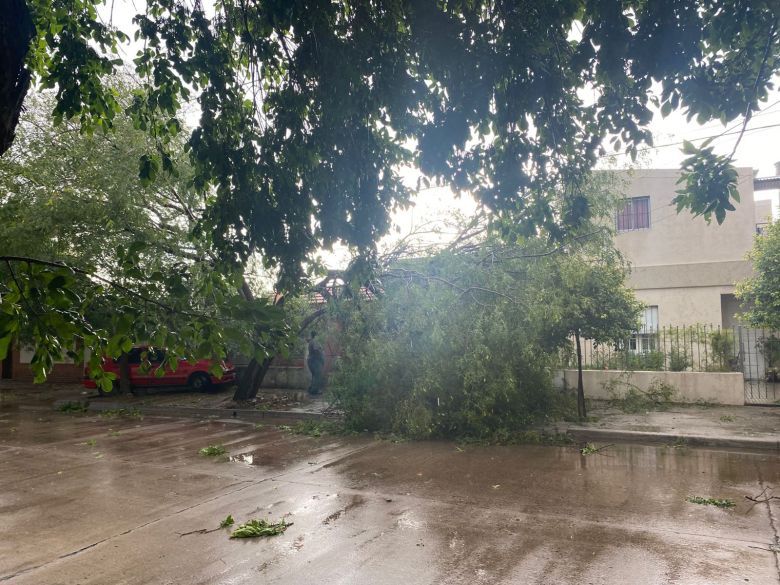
[83,346,236,395]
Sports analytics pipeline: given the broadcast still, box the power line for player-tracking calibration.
[601,121,780,159]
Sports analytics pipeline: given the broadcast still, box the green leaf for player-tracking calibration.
[681,140,697,155]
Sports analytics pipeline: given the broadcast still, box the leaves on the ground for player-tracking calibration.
[199,444,227,457]
[580,443,613,455]
[230,519,290,539]
[219,515,234,528]
[58,401,88,413]
[686,496,735,509]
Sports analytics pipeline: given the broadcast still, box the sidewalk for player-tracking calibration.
[562,403,780,451]
[1,380,335,422]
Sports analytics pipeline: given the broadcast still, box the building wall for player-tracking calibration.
[613,168,759,327]
[632,286,736,327]
[562,369,745,405]
[615,168,757,266]
[0,347,84,384]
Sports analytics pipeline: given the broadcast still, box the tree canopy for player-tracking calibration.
[737,221,780,331]
[327,185,640,436]
[1,0,778,380]
[0,89,286,385]
[4,0,780,278]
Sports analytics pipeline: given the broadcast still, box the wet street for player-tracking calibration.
[1,406,779,584]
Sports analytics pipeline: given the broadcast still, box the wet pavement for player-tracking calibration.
[1,405,779,584]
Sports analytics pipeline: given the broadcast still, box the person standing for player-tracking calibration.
[306,330,325,395]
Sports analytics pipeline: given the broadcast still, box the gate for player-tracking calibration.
[735,326,780,405]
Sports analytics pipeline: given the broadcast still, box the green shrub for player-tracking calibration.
[667,346,691,371]
[328,256,568,440]
[708,329,736,372]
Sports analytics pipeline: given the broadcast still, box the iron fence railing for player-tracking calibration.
[568,325,780,378]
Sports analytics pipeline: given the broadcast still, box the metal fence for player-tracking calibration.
[571,325,779,375]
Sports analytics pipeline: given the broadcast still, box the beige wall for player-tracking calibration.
[611,168,760,327]
[633,286,736,327]
[615,168,757,267]
[562,369,744,405]
[755,199,772,225]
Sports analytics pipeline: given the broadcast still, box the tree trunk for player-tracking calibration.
[575,330,586,420]
[118,352,131,395]
[0,0,35,156]
[232,305,327,402]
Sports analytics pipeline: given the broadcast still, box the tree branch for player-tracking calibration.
[0,255,201,318]
[728,21,777,161]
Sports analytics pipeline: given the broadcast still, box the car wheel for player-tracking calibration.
[188,372,211,392]
[132,386,147,397]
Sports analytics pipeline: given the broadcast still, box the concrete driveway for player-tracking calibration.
[1,405,778,584]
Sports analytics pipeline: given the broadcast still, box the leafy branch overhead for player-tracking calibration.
[1,1,778,381]
[0,91,289,383]
[4,0,780,274]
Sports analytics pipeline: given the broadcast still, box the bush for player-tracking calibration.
[328,255,569,440]
[708,329,736,372]
[667,346,691,372]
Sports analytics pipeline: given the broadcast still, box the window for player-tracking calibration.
[630,306,658,353]
[617,196,650,232]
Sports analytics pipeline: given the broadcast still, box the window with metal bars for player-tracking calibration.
[616,196,650,232]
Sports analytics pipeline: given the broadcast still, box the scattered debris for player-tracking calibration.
[220,515,235,528]
[230,519,291,538]
[99,408,143,419]
[686,495,735,509]
[179,514,237,537]
[58,401,88,413]
[199,444,227,457]
[580,443,614,455]
[745,488,779,504]
[744,487,779,513]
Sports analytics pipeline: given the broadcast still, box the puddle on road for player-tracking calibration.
[229,453,257,465]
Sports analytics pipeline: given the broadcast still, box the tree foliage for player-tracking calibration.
[5,0,780,270]
[532,252,642,418]
[736,220,780,331]
[327,183,641,436]
[2,0,778,379]
[328,250,565,439]
[0,90,287,385]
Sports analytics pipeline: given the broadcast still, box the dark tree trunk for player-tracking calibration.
[0,0,35,156]
[232,305,327,402]
[233,356,274,402]
[118,352,131,395]
[232,283,287,402]
[575,330,586,420]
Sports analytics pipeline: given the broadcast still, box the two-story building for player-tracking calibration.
[614,167,775,333]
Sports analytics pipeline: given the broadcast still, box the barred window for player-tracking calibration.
[617,196,650,231]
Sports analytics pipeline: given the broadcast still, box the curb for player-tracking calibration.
[54,400,334,423]
[567,426,780,451]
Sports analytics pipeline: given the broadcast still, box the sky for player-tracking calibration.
[98,1,780,266]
